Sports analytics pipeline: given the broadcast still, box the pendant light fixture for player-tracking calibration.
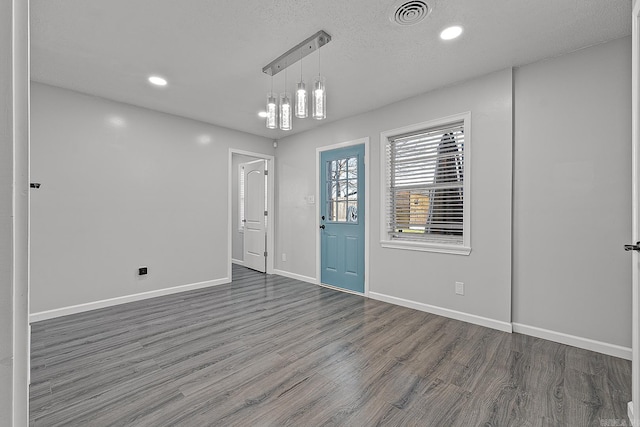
[295,53,308,119]
[266,75,278,129]
[261,30,331,129]
[279,67,292,131]
[312,48,326,120]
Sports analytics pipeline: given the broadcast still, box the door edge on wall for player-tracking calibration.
[630,1,640,424]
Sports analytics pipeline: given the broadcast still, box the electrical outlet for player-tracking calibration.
[282,253,287,262]
[138,266,148,276]
[455,281,464,295]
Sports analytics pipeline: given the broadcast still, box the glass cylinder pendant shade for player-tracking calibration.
[279,92,292,131]
[266,93,278,129]
[312,76,326,120]
[295,81,308,119]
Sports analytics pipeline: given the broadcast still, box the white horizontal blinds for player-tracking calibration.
[386,120,465,243]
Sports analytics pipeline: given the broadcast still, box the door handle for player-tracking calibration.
[625,242,640,251]
[319,225,325,229]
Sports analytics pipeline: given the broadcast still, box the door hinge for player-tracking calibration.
[264,170,268,175]
[264,251,268,257]
[264,210,268,216]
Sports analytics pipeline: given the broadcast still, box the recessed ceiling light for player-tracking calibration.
[148,75,168,86]
[107,116,126,128]
[258,111,268,118]
[197,135,212,145]
[440,26,463,41]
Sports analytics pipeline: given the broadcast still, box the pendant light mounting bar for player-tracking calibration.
[262,30,331,76]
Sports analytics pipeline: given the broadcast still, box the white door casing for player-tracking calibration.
[631,1,640,424]
[243,160,267,273]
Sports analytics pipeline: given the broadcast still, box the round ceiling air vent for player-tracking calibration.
[390,0,431,26]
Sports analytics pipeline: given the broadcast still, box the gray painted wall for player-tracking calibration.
[28,36,632,360]
[512,37,632,347]
[30,83,273,314]
[274,36,632,348]
[275,69,514,324]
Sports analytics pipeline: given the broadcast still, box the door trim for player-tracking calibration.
[228,149,275,278]
[10,0,30,422]
[315,137,370,296]
[632,1,640,424]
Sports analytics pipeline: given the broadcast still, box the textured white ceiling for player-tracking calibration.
[31,0,631,139]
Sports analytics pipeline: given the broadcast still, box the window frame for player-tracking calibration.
[379,112,471,255]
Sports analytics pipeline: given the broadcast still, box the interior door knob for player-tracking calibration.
[624,242,640,251]
[319,225,325,229]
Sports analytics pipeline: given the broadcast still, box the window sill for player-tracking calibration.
[380,240,471,256]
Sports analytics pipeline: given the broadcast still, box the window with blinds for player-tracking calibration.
[381,113,470,254]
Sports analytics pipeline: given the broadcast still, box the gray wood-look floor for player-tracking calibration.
[30,265,631,426]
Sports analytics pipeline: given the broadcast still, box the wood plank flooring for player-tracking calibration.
[30,265,631,426]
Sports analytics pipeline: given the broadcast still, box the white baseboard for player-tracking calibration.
[629,402,635,426]
[273,269,318,285]
[231,258,245,266]
[368,291,512,333]
[318,282,365,297]
[512,323,632,360]
[30,277,231,323]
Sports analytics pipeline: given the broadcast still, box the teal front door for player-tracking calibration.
[320,144,365,293]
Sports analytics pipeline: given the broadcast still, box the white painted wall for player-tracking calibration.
[513,37,632,347]
[275,69,513,326]
[30,83,273,314]
[1,0,30,423]
[231,153,262,262]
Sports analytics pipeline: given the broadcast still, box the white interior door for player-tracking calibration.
[243,160,267,272]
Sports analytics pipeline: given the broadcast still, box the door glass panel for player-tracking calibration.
[347,157,357,179]
[328,201,344,222]
[326,155,358,223]
[338,181,347,200]
[336,201,347,222]
[347,201,358,223]
[347,180,358,200]
[338,159,348,180]
[328,201,335,221]
[327,182,336,200]
[330,160,338,180]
